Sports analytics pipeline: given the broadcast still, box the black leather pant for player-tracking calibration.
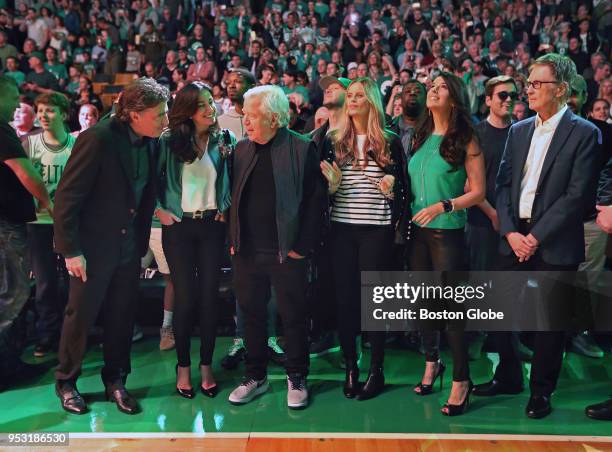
[409,226,469,382]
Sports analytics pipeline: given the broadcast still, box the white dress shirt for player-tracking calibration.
[519,105,568,219]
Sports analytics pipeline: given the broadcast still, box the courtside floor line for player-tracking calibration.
[63,432,612,442]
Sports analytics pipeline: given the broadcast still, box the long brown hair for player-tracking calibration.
[413,72,476,171]
[331,77,393,168]
[167,81,218,163]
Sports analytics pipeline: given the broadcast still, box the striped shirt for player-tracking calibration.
[330,135,391,225]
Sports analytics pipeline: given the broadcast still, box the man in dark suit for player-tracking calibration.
[53,78,169,415]
[473,54,602,419]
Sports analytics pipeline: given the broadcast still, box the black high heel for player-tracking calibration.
[199,363,218,398]
[343,362,360,399]
[175,364,195,399]
[200,384,219,398]
[356,367,384,401]
[414,360,446,396]
[441,380,474,416]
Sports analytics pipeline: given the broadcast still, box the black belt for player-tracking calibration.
[182,210,216,219]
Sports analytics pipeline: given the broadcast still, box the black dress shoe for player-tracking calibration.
[56,382,88,415]
[585,398,612,420]
[526,395,552,419]
[472,379,523,397]
[105,384,140,415]
[343,364,360,399]
[356,367,384,401]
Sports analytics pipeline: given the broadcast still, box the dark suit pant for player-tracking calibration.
[493,246,578,396]
[55,256,140,386]
[233,253,309,380]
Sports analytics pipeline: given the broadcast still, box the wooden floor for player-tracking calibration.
[10,436,612,452]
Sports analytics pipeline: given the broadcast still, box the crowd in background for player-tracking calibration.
[0,0,610,134]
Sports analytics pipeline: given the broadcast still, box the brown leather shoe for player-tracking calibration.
[56,382,88,415]
[105,384,140,415]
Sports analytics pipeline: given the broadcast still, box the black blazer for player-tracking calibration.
[54,117,156,267]
[495,108,602,265]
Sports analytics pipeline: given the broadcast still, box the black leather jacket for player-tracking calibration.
[229,127,326,262]
[318,129,412,239]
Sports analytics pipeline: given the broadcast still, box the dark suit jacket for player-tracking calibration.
[495,108,602,265]
[54,117,156,267]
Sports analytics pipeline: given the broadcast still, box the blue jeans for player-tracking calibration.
[0,219,30,379]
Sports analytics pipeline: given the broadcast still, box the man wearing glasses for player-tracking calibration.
[474,54,602,419]
[466,76,518,272]
[465,76,519,364]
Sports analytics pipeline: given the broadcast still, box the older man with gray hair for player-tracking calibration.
[474,54,602,419]
[228,85,325,409]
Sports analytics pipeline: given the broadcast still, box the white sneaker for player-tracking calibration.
[159,326,175,351]
[228,377,269,405]
[287,374,308,410]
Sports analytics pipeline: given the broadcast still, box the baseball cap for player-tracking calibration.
[319,76,351,90]
[347,62,358,71]
[29,51,45,62]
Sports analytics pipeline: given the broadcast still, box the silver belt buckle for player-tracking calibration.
[193,210,204,219]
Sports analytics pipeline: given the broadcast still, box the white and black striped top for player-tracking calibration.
[330,135,391,226]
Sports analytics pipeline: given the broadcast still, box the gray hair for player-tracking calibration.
[531,53,577,102]
[243,85,290,128]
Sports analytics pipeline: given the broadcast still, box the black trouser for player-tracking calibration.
[55,255,140,386]
[27,224,68,343]
[309,238,337,337]
[162,217,225,367]
[330,222,393,369]
[493,222,578,396]
[465,223,500,271]
[409,226,469,382]
[233,252,309,380]
[0,220,30,381]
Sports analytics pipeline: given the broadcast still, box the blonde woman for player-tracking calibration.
[320,78,409,401]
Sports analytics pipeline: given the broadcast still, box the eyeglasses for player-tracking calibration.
[526,80,560,89]
[497,91,519,101]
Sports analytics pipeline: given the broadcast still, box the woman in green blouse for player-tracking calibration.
[408,72,485,416]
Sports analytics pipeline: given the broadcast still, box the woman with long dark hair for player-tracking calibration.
[408,72,485,416]
[155,82,235,399]
[320,77,409,401]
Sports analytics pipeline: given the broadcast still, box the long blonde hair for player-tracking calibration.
[331,77,393,169]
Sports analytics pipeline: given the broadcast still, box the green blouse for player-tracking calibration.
[408,134,467,230]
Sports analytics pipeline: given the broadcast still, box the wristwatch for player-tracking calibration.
[440,199,454,213]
